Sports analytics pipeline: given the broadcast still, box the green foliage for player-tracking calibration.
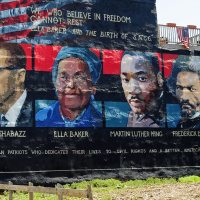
[70,180,89,189]
[178,175,200,183]
[145,177,177,185]
[124,177,177,187]
[125,179,146,187]
[91,178,123,188]
[70,178,124,189]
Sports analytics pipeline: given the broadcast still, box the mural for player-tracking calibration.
[1,0,200,184]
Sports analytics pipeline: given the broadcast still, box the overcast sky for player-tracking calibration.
[156,0,200,28]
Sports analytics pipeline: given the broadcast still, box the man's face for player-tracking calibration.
[56,57,94,111]
[121,54,159,114]
[0,49,17,104]
[176,71,200,119]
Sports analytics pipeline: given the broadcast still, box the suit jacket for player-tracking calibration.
[127,112,160,128]
[36,101,102,127]
[15,97,33,127]
[177,117,200,129]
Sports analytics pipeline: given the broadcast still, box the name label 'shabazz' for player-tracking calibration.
[0,130,26,137]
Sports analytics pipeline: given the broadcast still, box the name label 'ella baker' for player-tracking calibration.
[54,130,89,138]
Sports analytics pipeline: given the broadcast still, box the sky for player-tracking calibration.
[156,0,200,28]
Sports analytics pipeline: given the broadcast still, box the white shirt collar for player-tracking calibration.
[190,111,200,120]
[5,90,27,127]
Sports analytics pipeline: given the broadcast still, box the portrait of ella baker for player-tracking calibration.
[35,47,102,128]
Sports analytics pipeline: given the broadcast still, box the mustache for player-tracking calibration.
[128,95,144,102]
[180,100,196,109]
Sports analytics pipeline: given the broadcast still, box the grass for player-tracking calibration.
[0,176,200,199]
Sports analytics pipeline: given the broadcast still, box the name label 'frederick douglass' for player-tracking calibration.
[54,130,89,138]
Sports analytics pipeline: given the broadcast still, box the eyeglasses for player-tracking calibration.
[0,65,22,71]
[58,73,91,86]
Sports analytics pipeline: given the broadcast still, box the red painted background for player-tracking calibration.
[20,44,32,70]
[33,45,179,77]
